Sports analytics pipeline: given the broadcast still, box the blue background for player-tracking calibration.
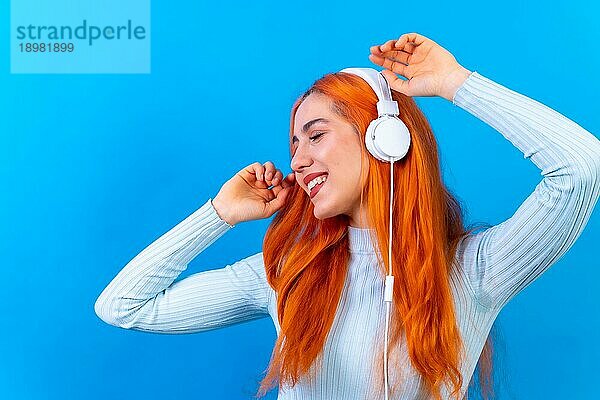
[1,0,599,399]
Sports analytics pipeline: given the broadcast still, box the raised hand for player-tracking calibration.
[212,161,296,226]
[368,32,472,101]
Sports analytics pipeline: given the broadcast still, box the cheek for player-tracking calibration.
[351,155,369,192]
[335,160,364,193]
[331,146,365,184]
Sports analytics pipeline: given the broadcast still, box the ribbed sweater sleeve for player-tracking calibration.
[94,198,271,334]
[452,71,600,311]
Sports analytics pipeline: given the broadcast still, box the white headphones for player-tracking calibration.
[339,67,411,162]
[339,67,411,400]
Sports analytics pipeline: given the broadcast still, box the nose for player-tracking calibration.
[290,143,312,174]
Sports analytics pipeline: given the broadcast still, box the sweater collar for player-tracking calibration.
[347,225,377,254]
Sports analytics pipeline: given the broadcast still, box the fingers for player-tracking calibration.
[262,161,275,181]
[268,174,296,212]
[263,162,284,187]
[375,39,398,53]
[369,47,411,65]
[369,32,430,73]
[380,69,411,95]
[271,170,282,186]
[242,162,261,184]
[267,185,292,214]
[370,39,415,56]
[245,161,273,183]
[246,161,295,189]
[370,33,429,62]
[394,33,427,50]
[368,53,410,78]
[369,36,415,78]
[281,172,296,188]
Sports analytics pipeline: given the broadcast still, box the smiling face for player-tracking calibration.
[291,93,370,227]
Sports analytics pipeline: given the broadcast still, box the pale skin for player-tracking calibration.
[213,32,472,227]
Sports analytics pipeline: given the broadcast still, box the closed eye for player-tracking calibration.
[291,132,325,156]
[310,132,325,141]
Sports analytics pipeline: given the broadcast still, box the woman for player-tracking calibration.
[94,32,600,399]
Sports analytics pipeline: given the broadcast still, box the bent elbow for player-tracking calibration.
[94,292,132,328]
[582,137,600,184]
[575,157,600,201]
[94,293,119,327]
[94,292,149,329]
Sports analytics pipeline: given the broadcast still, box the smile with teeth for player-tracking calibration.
[308,175,328,190]
[308,174,328,198]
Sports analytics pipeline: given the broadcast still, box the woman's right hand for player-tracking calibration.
[212,161,296,226]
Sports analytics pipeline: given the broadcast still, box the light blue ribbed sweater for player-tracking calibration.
[94,71,600,399]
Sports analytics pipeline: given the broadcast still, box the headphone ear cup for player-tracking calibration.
[365,116,411,162]
[365,120,379,160]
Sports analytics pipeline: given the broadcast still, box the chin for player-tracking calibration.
[312,202,338,221]
[308,185,338,220]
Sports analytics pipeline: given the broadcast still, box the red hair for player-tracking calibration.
[255,71,497,400]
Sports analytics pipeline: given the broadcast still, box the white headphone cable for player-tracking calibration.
[384,156,395,400]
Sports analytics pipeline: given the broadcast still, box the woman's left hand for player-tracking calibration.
[369,32,472,101]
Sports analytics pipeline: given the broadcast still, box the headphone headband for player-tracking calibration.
[339,67,399,117]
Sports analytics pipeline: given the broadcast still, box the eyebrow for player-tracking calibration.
[291,118,331,142]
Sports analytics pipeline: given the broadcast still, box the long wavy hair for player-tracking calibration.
[255,71,498,400]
